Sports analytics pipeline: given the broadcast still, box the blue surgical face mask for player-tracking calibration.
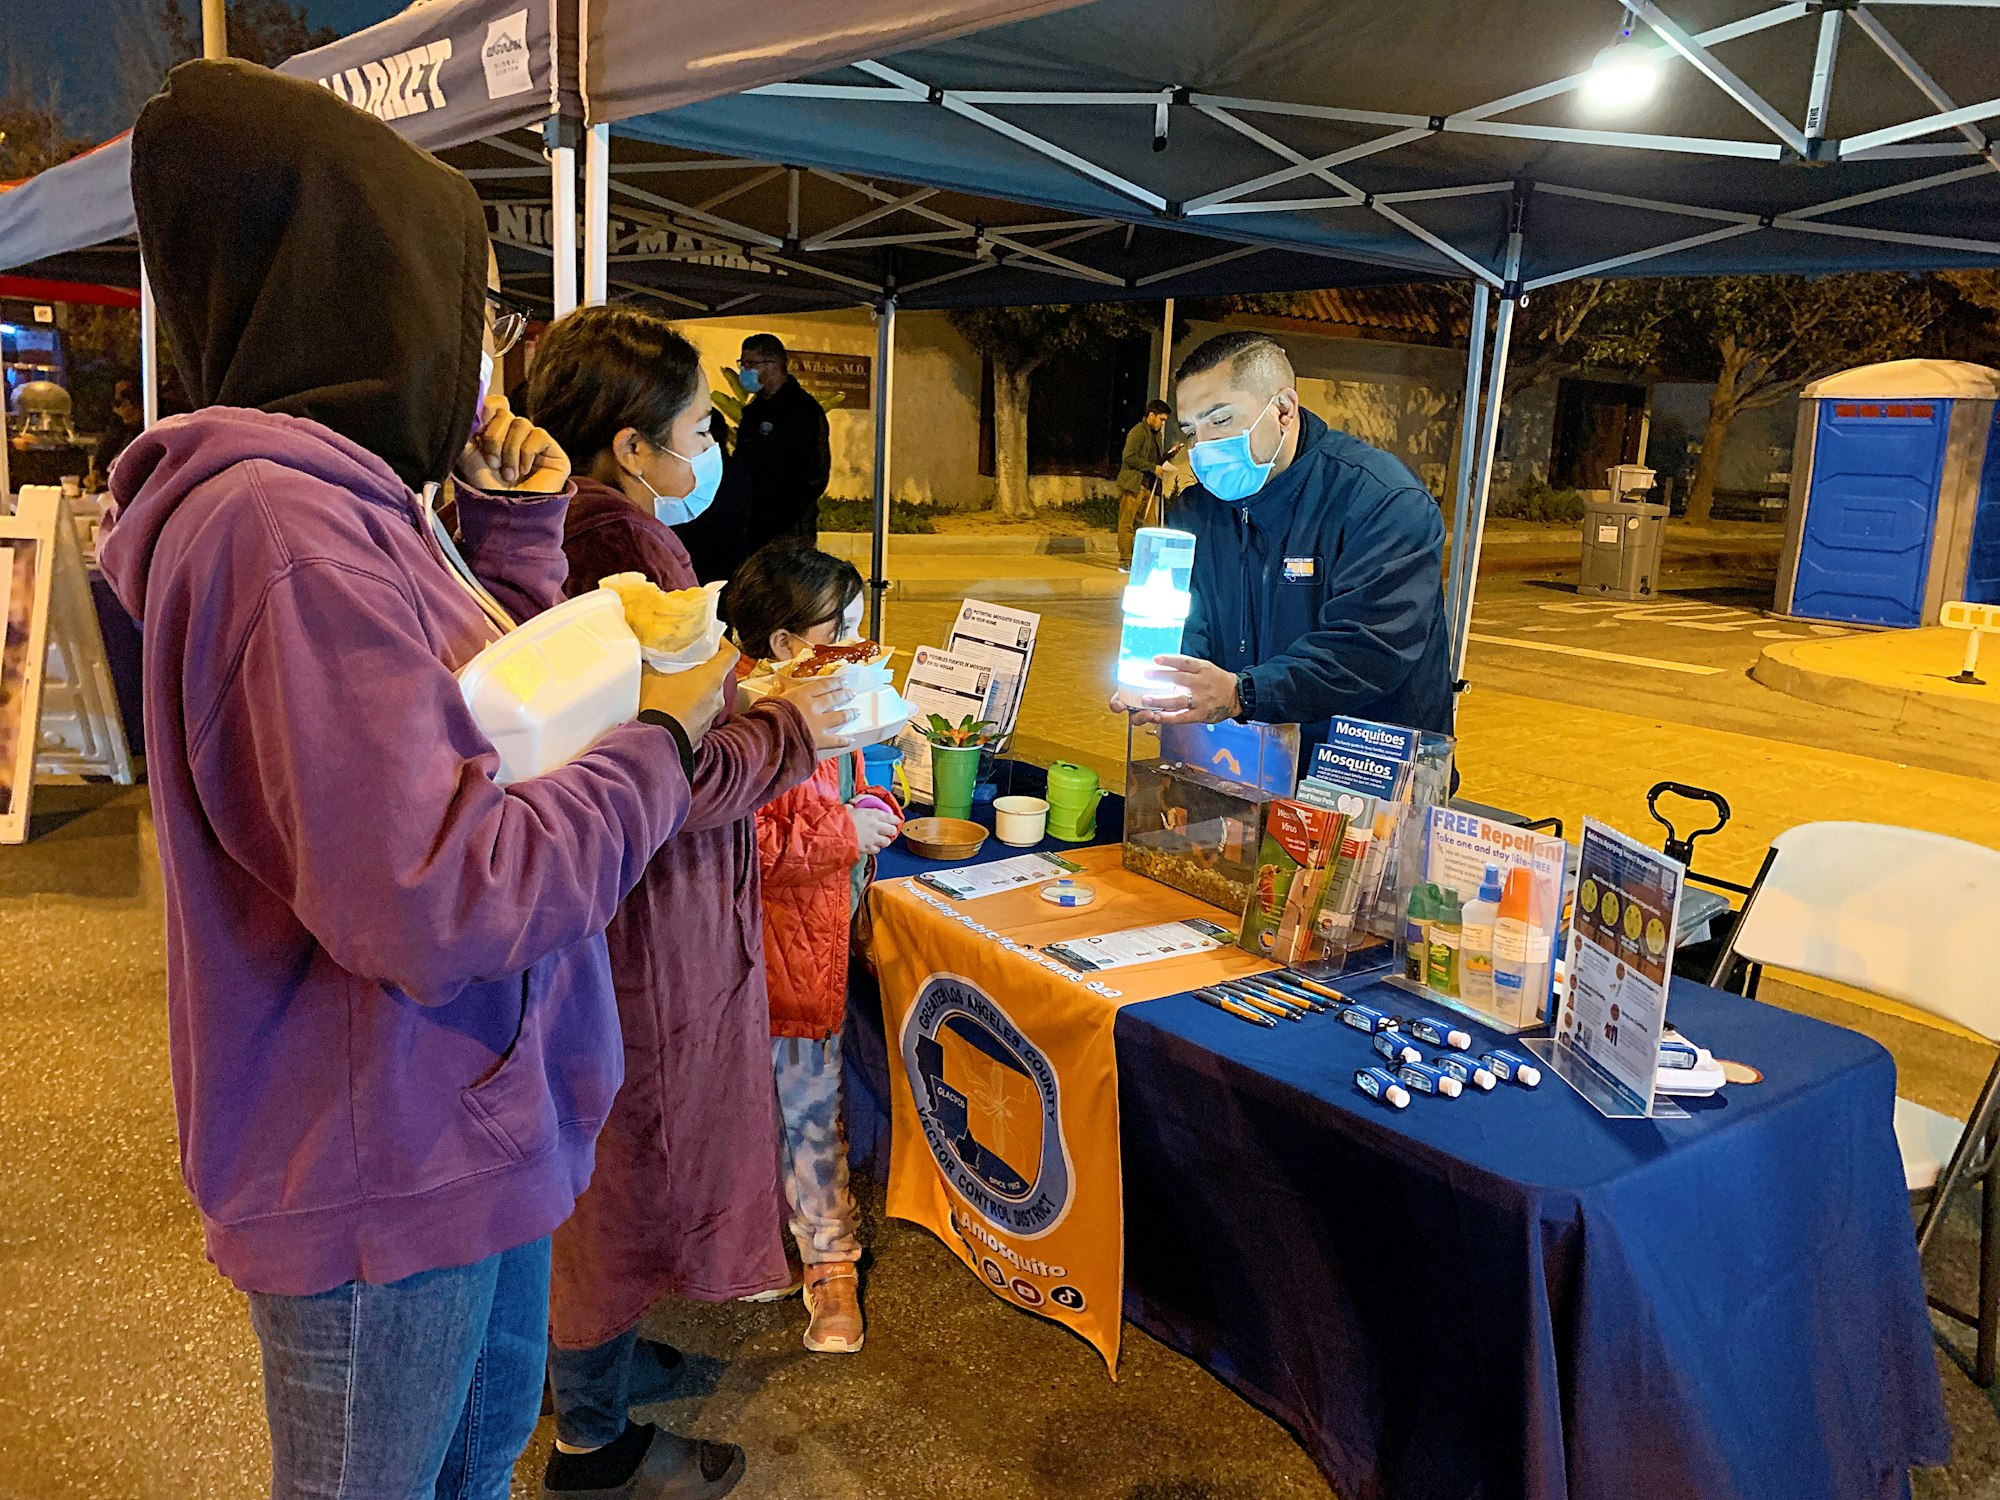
[1188,397,1283,504]
[738,365,763,395]
[630,438,722,526]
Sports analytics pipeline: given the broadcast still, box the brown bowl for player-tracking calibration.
[901,817,989,861]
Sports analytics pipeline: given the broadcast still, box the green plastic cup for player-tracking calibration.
[930,744,982,821]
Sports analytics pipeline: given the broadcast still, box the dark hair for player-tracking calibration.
[1175,329,1292,388]
[1145,398,1172,417]
[724,543,865,661]
[527,306,704,466]
[741,332,787,366]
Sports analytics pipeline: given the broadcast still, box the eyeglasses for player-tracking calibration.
[486,290,532,358]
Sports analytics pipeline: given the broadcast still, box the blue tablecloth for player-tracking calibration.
[857,777,1949,1500]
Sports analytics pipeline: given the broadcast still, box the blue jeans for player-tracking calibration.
[547,1323,641,1450]
[246,1237,551,1500]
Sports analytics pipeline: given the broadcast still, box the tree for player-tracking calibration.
[117,0,338,120]
[1656,275,1939,523]
[0,90,87,180]
[947,302,1158,517]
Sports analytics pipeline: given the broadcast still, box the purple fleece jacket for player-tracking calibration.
[99,407,694,1297]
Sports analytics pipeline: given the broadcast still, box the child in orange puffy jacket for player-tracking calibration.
[726,545,902,1354]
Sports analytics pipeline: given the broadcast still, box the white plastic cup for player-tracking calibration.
[993,795,1050,847]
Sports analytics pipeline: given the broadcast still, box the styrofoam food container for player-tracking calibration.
[457,588,640,785]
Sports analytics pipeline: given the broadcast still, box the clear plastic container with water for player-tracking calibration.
[1117,526,1198,692]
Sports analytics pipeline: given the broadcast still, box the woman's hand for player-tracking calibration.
[459,395,571,493]
[639,644,739,748]
[848,803,901,857]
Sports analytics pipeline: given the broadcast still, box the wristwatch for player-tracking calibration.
[637,709,696,778]
[1232,671,1257,723]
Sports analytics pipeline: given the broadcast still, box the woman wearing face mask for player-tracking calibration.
[525,306,855,1500]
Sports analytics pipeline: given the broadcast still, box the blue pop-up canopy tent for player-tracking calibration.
[6,0,2000,663]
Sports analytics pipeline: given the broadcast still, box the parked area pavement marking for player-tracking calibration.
[1467,633,1728,676]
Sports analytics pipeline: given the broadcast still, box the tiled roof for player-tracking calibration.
[1229,285,1468,347]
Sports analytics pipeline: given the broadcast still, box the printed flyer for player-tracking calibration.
[1553,818,1684,1115]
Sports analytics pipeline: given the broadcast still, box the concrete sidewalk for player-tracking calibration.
[1754,625,2000,748]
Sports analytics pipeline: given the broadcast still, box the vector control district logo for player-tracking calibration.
[901,973,1072,1239]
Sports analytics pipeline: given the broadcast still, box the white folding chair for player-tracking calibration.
[1707,821,2000,1383]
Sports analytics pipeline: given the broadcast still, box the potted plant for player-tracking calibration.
[918,713,997,821]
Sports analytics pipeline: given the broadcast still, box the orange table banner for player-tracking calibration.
[870,844,1272,1371]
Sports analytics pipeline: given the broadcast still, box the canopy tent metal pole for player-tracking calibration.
[584,124,610,306]
[549,133,579,317]
[1157,296,1175,400]
[140,270,160,429]
[868,297,897,643]
[1443,279,1491,668]
[202,0,227,59]
[1449,194,1527,687]
[0,323,10,501]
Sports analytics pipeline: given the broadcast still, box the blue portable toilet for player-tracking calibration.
[1777,360,2000,628]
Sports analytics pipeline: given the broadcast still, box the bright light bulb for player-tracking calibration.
[1581,40,1660,113]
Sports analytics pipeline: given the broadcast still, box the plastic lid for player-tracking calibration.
[1499,865,1533,918]
[1045,761,1100,795]
[1477,863,1504,903]
[1433,888,1463,921]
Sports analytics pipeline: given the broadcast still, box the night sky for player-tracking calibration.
[4,0,404,139]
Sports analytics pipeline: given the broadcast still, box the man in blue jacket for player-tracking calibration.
[1117,330,1452,751]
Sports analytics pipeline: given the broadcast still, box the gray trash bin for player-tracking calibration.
[1579,498,1670,599]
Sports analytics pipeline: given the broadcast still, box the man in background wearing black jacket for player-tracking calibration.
[735,333,832,558]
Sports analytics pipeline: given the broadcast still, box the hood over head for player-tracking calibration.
[130,58,487,492]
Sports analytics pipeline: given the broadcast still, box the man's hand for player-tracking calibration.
[1139,655,1240,726]
[639,643,740,748]
[458,395,571,493]
[770,674,859,758]
[848,803,901,857]
[1154,463,1173,480]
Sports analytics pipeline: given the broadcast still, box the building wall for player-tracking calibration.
[668,306,1774,516]
[1648,382,1799,499]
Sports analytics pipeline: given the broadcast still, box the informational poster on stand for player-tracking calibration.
[946,600,1039,749]
[0,500,56,845]
[1535,818,1685,1119]
[896,645,1000,801]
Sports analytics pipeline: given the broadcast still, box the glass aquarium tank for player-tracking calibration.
[1123,720,1271,919]
[1116,527,1197,693]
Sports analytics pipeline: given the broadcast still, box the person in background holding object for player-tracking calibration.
[734,333,831,556]
[86,376,145,491]
[1116,398,1181,570]
[1114,331,1451,750]
[102,60,733,1500]
[726,544,902,1356]
[529,305,857,1500]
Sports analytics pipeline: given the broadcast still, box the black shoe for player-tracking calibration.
[540,1424,744,1499]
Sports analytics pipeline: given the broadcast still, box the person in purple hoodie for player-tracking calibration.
[99,60,770,1499]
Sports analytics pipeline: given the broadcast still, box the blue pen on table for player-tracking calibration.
[1224,979,1311,1018]
[1249,976,1330,1012]
[1194,986,1278,1029]
[1220,983,1305,1023]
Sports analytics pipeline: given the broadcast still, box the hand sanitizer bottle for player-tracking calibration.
[1117,527,1198,693]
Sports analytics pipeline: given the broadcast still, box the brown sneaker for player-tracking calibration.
[802,1263,864,1354]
